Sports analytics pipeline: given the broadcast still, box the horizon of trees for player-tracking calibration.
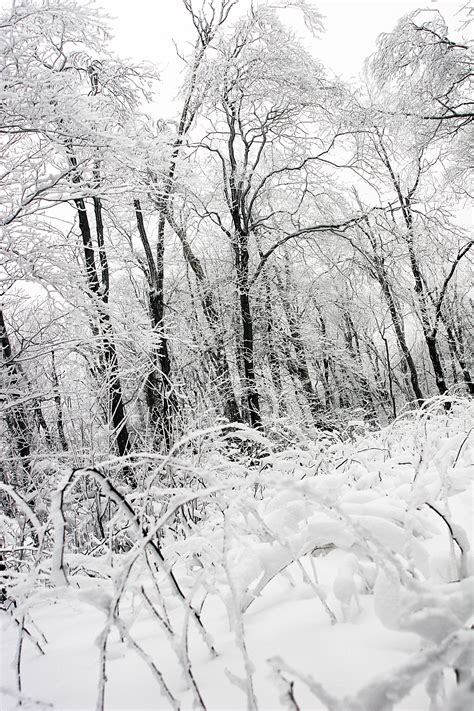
[1,0,472,487]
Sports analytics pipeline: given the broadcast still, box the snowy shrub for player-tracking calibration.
[1,398,473,709]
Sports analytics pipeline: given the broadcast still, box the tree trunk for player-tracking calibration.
[343,313,378,420]
[274,268,322,420]
[285,308,322,420]
[406,234,449,398]
[376,140,448,400]
[439,314,473,396]
[51,350,68,450]
[74,197,131,458]
[134,199,176,449]
[0,309,31,473]
[315,307,332,408]
[234,232,262,430]
[164,210,241,423]
[263,280,286,417]
[377,267,424,404]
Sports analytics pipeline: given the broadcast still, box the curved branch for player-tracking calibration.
[250,213,370,286]
[433,240,473,334]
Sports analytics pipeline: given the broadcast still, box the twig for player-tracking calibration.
[268,657,341,710]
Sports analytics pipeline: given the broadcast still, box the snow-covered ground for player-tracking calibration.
[1,399,473,710]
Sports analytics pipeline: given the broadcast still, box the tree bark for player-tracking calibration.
[74,197,131,458]
[164,210,241,423]
[376,265,425,404]
[51,350,68,450]
[263,279,286,416]
[234,232,262,429]
[376,138,448,400]
[274,266,323,420]
[343,313,378,420]
[0,309,31,472]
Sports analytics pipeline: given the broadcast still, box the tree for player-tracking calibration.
[130,0,240,445]
[0,0,152,461]
[183,2,363,427]
[370,9,473,132]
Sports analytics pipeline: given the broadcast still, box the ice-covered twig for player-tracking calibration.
[179,575,208,710]
[13,613,25,705]
[10,614,46,656]
[269,663,301,711]
[424,502,466,560]
[248,506,337,623]
[344,630,473,711]
[268,656,342,711]
[222,514,258,710]
[50,467,217,658]
[113,614,179,710]
[0,686,53,708]
[94,559,135,711]
[0,483,43,542]
[452,428,472,467]
[141,581,206,706]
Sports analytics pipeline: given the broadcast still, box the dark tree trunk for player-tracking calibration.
[74,197,131,458]
[33,400,53,448]
[51,350,68,450]
[149,288,175,450]
[220,96,263,430]
[163,209,241,423]
[343,313,378,420]
[377,268,424,404]
[315,308,332,408]
[286,309,322,420]
[134,200,178,448]
[425,332,448,395]
[377,139,448,401]
[234,232,262,430]
[0,309,31,471]
[406,234,449,398]
[274,268,322,420]
[380,333,397,419]
[439,315,473,396]
[240,288,262,429]
[263,280,285,416]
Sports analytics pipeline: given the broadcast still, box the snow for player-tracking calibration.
[0,583,428,711]
[1,401,473,710]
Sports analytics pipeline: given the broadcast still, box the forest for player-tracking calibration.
[0,0,473,709]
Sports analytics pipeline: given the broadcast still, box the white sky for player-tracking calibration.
[95,0,466,114]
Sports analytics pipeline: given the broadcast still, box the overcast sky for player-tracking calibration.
[94,0,466,112]
[0,0,465,111]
